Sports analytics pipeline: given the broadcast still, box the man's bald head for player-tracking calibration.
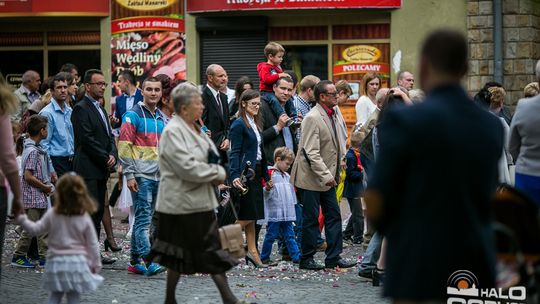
[397,71,414,90]
[22,70,41,92]
[206,64,228,91]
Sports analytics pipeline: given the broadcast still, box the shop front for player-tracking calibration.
[0,0,109,88]
[186,0,400,128]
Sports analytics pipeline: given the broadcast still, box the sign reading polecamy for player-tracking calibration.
[333,63,390,76]
[333,45,390,76]
[187,0,401,12]
[111,0,185,96]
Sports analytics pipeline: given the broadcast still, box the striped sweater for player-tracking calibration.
[118,101,164,181]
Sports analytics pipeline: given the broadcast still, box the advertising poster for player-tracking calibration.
[111,0,185,96]
[332,43,390,128]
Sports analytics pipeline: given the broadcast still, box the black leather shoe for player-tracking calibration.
[101,255,117,264]
[299,259,325,270]
[358,269,373,280]
[325,258,356,269]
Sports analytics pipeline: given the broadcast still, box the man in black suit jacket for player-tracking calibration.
[72,69,117,245]
[366,30,503,301]
[260,77,297,165]
[202,64,230,164]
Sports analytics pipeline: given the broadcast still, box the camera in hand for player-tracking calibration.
[237,161,253,196]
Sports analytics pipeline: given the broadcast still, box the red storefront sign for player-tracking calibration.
[333,63,390,76]
[187,0,401,13]
[0,0,109,15]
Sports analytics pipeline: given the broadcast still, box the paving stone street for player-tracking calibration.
[1,206,389,304]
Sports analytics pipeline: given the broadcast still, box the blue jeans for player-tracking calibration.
[131,177,159,262]
[358,231,382,274]
[261,221,301,262]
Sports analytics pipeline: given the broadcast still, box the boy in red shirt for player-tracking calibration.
[257,42,298,124]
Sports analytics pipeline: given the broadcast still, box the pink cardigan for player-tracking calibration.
[17,209,102,272]
[0,114,18,186]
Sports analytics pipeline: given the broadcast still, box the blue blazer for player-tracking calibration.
[343,148,364,198]
[113,89,143,128]
[228,117,269,181]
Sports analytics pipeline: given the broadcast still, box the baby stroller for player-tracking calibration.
[493,184,540,304]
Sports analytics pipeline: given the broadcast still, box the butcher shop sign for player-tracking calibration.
[111,0,185,95]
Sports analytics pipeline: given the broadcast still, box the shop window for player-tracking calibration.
[269,26,327,41]
[282,45,328,83]
[332,24,390,40]
[0,51,44,88]
[48,32,100,45]
[0,32,43,46]
[48,50,101,79]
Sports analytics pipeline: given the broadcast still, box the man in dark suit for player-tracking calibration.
[72,69,118,263]
[261,77,297,165]
[202,64,230,164]
[112,69,143,130]
[365,29,503,301]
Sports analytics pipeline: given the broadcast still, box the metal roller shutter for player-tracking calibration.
[198,17,268,90]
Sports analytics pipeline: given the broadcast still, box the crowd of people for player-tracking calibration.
[0,28,539,303]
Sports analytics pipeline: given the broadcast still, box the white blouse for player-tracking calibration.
[247,115,262,161]
[355,95,377,127]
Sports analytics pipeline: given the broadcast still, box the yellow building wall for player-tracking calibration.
[390,0,468,84]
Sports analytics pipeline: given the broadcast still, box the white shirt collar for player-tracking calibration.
[206,84,220,99]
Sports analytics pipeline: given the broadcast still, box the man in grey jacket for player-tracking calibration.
[13,70,41,122]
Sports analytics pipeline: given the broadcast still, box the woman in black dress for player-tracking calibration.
[229,89,270,268]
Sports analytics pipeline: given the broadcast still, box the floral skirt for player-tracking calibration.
[43,255,103,293]
[149,211,238,275]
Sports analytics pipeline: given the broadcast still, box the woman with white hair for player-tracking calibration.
[149,82,246,304]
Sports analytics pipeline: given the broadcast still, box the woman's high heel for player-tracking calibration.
[245,252,268,268]
[104,239,122,252]
[372,268,385,287]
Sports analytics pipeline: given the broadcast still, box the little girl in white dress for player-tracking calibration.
[17,173,103,304]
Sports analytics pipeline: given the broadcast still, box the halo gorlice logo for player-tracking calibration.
[447,270,526,304]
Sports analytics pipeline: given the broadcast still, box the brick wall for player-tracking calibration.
[467,0,540,107]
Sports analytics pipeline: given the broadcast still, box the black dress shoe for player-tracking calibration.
[299,259,325,270]
[358,269,373,280]
[325,258,356,269]
[101,256,117,264]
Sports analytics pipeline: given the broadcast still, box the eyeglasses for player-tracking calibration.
[248,102,261,107]
[323,92,337,97]
[88,82,108,87]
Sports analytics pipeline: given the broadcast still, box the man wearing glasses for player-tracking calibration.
[71,69,118,264]
[291,80,356,270]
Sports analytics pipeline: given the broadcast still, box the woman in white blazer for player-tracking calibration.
[149,83,247,304]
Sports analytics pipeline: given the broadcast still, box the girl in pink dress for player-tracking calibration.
[17,173,103,304]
